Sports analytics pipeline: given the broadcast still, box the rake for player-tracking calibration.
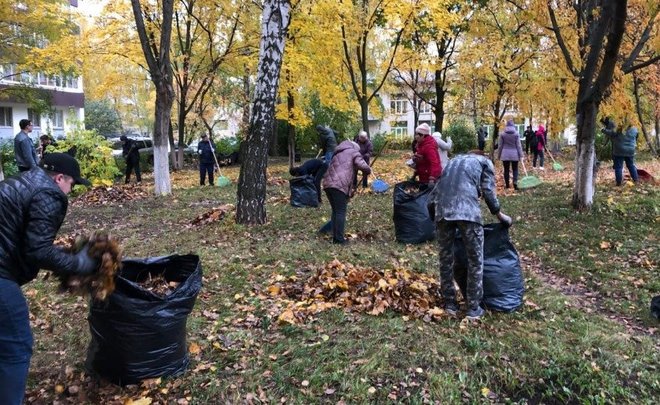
[518,159,542,189]
[546,149,564,171]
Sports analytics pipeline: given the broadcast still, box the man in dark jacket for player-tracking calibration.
[197,134,217,186]
[0,153,99,404]
[477,126,487,151]
[14,119,38,172]
[120,135,142,184]
[429,151,512,320]
[523,125,534,155]
[317,125,337,162]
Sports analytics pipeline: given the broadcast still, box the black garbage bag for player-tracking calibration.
[86,254,202,385]
[453,223,524,312]
[290,175,319,208]
[393,181,435,244]
[651,296,660,320]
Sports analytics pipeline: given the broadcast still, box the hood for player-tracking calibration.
[335,140,359,153]
[626,127,638,137]
[536,125,545,134]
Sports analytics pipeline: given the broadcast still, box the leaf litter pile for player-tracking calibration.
[56,232,122,301]
[71,184,149,206]
[189,204,234,227]
[262,259,450,324]
[139,273,180,296]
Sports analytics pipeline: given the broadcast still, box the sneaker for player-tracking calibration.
[539,167,545,171]
[465,306,485,320]
[444,302,459,317]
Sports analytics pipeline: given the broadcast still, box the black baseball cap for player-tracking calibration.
[39,153,91,187]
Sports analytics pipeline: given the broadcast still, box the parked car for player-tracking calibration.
[110,137,153,158]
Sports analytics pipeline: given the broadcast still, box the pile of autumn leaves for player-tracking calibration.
[264,259,449,324]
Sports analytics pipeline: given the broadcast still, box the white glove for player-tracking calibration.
[497,212,512,227]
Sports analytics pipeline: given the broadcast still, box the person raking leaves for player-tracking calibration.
[429,150,512,320]
[0,153,101,404]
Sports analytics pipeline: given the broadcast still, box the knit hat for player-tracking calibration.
[415,123,431,135]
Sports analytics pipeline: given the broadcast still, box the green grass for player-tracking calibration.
[24,154,659,403]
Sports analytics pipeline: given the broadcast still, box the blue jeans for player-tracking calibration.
[612,156,638,185]
[319,188,349,243]
[0,278,33,405]
[200,162,214,185]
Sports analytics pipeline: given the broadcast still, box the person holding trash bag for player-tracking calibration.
[497,120,524,190]
[412,123,441,188]
[290,158,325,204]
[429,150,512,320]
[197,134,218,186]
[353,130,373,188]
[318,140,371,244]
[0,153,99,405]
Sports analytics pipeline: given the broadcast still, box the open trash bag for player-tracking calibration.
[290,175,319,207]
[453,223,524,312]
[86,254,203,385]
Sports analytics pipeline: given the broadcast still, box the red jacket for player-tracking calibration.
[414,135,442,183]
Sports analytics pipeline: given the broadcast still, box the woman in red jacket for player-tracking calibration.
[413,123,442,187]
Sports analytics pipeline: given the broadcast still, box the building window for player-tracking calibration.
[0,107,12,127]
[419,102,433,114]
[52,110,64,128]
[28,109,41,127]
[390,100,408,115]
[390,121,408,137]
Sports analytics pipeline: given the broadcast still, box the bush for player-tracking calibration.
[215,136,240,156]
[445,119,477,155]
[51,127,121,186]
[595,131,612,162]
[1,141,18,179]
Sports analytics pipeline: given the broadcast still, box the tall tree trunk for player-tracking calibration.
[360,97,369,135]
[573,101,598,210]
[236,0,290,225]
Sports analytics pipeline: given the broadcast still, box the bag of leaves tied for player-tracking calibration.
[393,181,435,244]
[453,223,524,312]
[86,254,202,385]
[289,175,319,207]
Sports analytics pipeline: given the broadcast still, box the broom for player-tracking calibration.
[547,149,564,171]
[518,159,542,189]
[210,141,231,187]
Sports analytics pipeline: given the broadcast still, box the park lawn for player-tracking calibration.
[24,151,658,404]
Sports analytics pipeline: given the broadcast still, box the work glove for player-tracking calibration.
[73,244,101,275]
[497,212,513,228]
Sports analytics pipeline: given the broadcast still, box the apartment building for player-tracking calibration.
[0,0,83,143]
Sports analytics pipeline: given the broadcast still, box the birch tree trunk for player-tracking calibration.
[236,0,290,224]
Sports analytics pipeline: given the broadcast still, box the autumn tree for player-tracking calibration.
[130,0,175,195]
[544,0,658,209]
[337,0,420,135]
[236,0,291,224]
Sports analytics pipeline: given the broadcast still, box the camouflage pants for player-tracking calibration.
[436,220,484,310]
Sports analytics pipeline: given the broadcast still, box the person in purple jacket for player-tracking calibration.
[497,120,524,189]
[318,140,371,244]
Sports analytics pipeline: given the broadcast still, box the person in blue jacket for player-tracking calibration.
[602,119,639,185]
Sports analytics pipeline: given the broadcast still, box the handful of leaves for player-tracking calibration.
[58,232,122,301]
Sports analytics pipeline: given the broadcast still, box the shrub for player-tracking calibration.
[445,119,477,154]
[51,127,121,186]
[1,140,18,178]
[215,136,240,156]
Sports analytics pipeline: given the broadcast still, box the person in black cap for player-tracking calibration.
[0,152,99,404]
[120,135,142,184]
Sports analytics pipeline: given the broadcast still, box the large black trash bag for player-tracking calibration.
[86,254,203,385]
[290,175,319,208]
[453,223,524,312]
[393,181,435,244]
